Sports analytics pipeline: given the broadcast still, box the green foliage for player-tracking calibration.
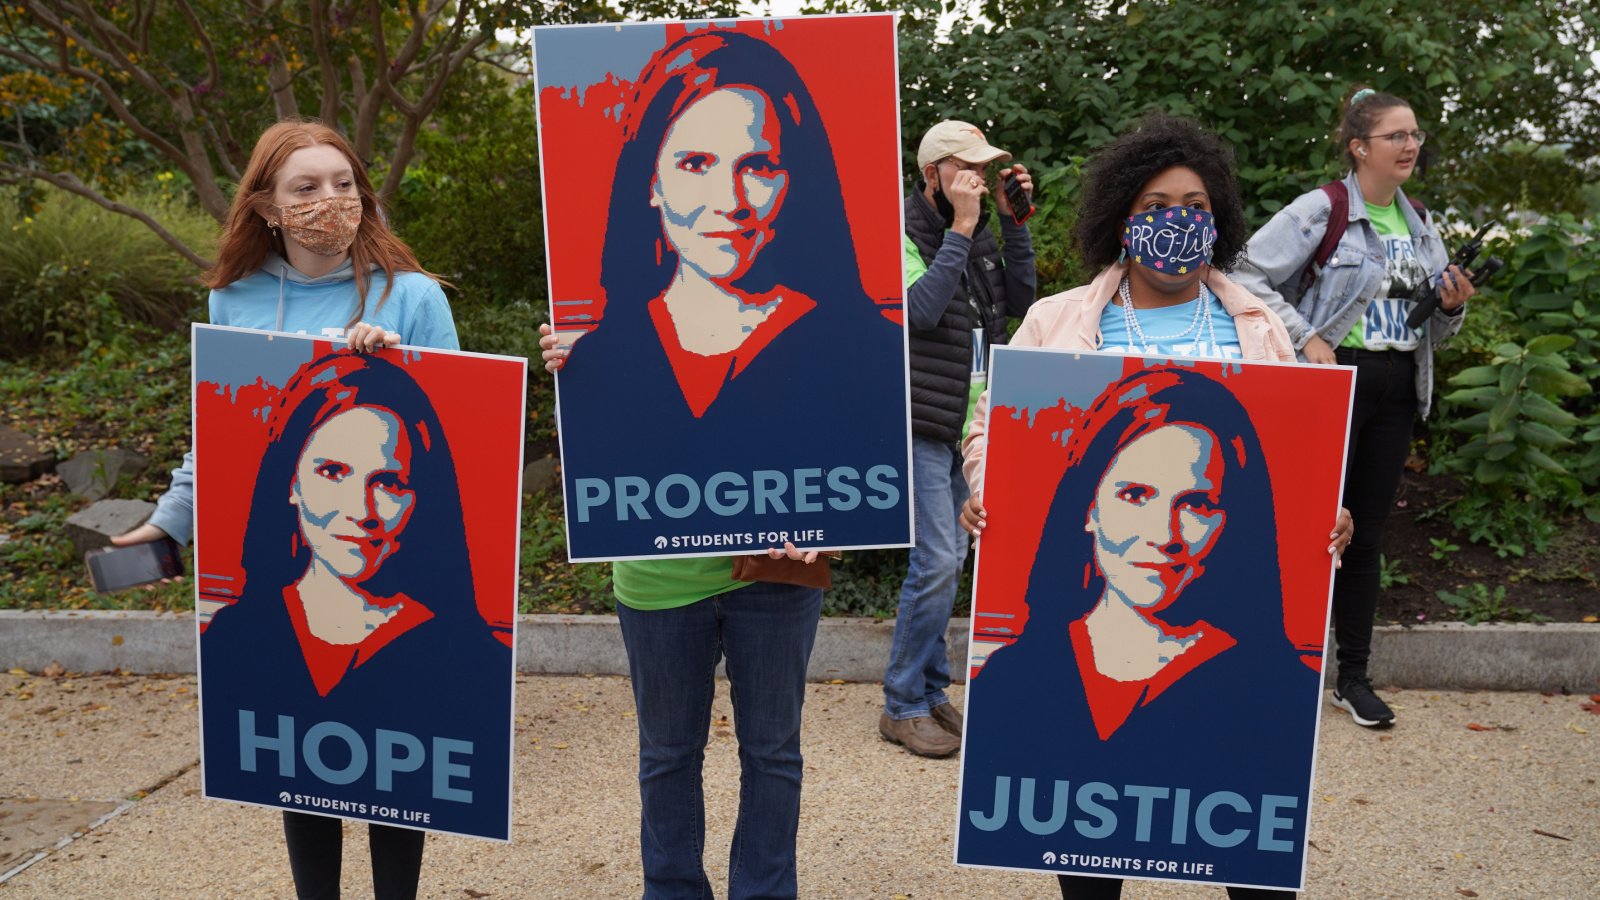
[1428,537,1460,561]
[518,491,615,614]
[1434,215,1600,553]
[0,187,213,354]
[886,0,1598,264]
[396,77,546,313]
[1435,583,1548,626]
[0,325,192,611]
[1378,555,1410,590]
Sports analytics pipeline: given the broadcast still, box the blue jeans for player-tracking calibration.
[616,581,824,900]
[883,435,969,719]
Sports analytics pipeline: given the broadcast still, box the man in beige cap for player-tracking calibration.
[880,120,1037,758]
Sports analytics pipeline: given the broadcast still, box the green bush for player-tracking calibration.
[0,187,214,354]
[393,75,546,318]
[1432,215,1600,554]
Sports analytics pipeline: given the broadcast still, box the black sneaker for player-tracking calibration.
[1332,676,1395,727]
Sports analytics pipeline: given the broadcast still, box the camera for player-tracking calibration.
[1404,221,1503,329]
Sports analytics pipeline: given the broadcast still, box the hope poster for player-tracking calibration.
[532,15,912,561]
[956,347,1355,891]
[192,325,525,842]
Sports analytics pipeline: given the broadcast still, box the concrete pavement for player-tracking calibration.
[2,671,1595,898]
[4,611,1598,692]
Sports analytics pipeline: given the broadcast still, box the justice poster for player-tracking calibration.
[532,14,912,561]
[192,325,525,842]
[956,347,1355,891]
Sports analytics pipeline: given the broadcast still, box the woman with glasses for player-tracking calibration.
[1233,86,1473,729]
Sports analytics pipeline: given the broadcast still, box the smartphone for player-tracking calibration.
[1003,173,1034,225]
[86,538,184,593]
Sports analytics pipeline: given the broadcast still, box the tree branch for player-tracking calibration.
[1,162,214,270]
[309,0,344,123]
[28,2,171,101]
[172,0,222,94]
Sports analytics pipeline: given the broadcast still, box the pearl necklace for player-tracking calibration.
[1118,277,1218,354]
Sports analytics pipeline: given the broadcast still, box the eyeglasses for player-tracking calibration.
[1362,130,1427,148]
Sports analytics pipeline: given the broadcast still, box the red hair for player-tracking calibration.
[204,120,442,326]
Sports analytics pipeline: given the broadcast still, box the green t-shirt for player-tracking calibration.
[1339,199,1426,351]
[613,556,743,611]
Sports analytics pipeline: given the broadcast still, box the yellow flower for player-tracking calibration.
[1178,266,1188,274]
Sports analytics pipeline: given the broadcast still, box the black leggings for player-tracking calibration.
[1058,874,1293,898]
[282,811,426,900]
[1330,347,1418,679]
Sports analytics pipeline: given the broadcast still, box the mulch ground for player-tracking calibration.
[1378,469,1600,624]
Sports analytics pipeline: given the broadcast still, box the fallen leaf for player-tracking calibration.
[1533,828,1571,841]
[111,635,124,646]
[714,730,732,739]
[1582,615,1598,623]
[1567,722,1589,735]
[1466,723,1494,731]
[463,890,491,898]
[827,679,845,685]
[1458,890,1478,897]
[7,668,26,676]
[552,743,569,750]
[584,862,605,875]
[1580,702,1600,715]
[41,661,65,678]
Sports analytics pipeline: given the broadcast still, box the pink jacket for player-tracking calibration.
[960,263,1296,494]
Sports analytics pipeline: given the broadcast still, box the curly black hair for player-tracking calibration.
[1074,112,1247,273]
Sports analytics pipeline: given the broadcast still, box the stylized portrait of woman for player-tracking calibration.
[199,350,512,835]
[539,22,910,558]
[960,366,1319,884]
[563,28,896,416]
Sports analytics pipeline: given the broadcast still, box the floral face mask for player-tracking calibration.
[274,195,362,257]
[1120,206,1217,275]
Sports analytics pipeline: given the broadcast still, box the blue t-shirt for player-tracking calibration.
[148,257,459,545]
[1097,290,1241,359]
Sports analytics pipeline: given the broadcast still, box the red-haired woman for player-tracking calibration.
[116,120,458,899]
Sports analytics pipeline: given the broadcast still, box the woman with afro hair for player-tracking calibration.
[958,113,1351,899]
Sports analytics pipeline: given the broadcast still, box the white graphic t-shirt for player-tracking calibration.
[1341,200,1427,351]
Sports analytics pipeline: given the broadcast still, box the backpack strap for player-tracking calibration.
[1297,182,1349,293]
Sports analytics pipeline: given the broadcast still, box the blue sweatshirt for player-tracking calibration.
[147,255,459,543]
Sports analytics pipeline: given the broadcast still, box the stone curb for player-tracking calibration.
[1,611,1596,691]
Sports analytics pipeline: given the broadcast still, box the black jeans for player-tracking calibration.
[1058,874,1293,898]
[282,811,426,900]
[1331,347,1418,680]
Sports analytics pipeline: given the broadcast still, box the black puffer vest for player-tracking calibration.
[904,185,1013,445]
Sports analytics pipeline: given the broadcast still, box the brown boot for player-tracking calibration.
[929,702,964,737]
[879,711,960,758]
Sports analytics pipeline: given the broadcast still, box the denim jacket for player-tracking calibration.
[1232,171,1464,417]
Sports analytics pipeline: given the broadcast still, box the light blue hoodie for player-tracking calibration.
[146,256,459,544]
